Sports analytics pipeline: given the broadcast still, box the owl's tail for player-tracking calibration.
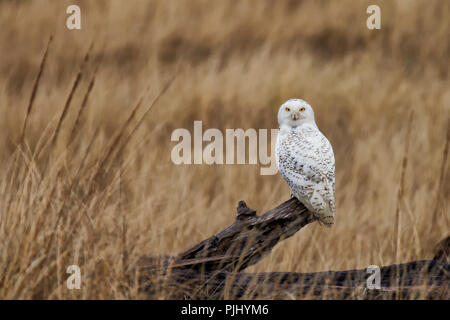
[318,215,334,227]
[310,183,335,227]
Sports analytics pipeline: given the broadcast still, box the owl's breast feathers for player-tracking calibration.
[276,124,335,225]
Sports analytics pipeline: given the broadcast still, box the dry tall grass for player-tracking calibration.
[0,0,448,299]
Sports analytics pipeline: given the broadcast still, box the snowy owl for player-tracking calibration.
[275,99,335,226]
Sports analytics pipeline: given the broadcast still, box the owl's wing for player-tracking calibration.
[277,128,335,207]
[319,132,335,191]
[277,130,324,188]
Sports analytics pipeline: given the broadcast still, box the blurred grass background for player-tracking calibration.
[0,0,448,299]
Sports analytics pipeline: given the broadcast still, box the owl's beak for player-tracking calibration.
[291,113,300,121]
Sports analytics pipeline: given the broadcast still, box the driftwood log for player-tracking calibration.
[136,198,450,299]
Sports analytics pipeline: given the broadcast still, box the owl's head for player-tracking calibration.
[277,99,315,128]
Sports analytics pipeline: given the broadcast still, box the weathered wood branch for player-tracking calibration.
[138,198,314,275]
[166,260,449,299]
[175,198,315,273]
[135,199,450,299]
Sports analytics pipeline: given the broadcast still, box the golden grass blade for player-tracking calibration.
[20,35,53,143]
[395,111,414,263]
[49,41,94,149]
[98,96,144,171]
[432,117,450,226]
[68,66,98,146]
[112,75,177,162]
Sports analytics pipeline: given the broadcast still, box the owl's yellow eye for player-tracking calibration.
[285,107,290,112]
[300,107,305,112]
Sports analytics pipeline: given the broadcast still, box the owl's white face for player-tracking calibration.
[277,99,315,128]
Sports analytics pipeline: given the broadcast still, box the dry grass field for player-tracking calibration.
[0,0,448,299]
